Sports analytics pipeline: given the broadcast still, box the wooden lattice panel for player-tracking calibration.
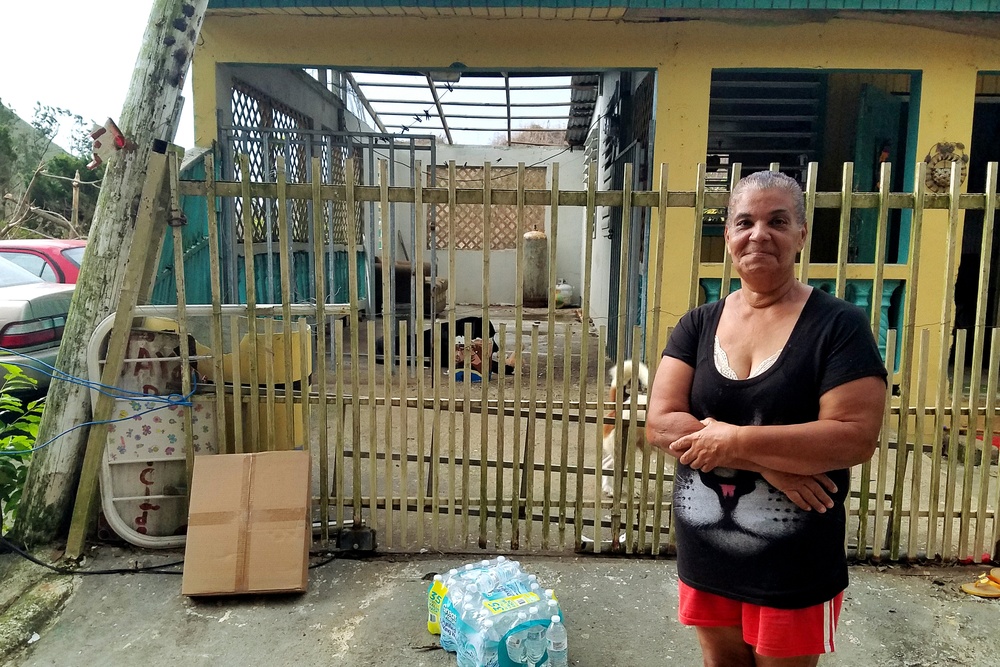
[428,166,546,250]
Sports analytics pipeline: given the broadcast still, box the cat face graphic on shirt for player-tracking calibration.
[673,465,808,556]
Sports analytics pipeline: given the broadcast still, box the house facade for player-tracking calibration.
[190,1,1000,378]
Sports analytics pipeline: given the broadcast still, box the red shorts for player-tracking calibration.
[677,580,843,658]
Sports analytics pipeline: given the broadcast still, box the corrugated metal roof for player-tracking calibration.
[341,71,600,146]
[207,0,1000,13]
[567,74,599,147]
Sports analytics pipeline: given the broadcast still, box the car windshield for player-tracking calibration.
[0,256,44,287]
[63,246,86,267]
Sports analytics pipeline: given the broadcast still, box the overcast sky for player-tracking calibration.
[1,1,194,152]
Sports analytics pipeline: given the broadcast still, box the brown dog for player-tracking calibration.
[601,360,649,497]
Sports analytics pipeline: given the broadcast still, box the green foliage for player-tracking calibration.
[0,100,104,238]
[25,154,105,237]
[21,103,88,167]
[0,125,14,188]
[0,365,43,535]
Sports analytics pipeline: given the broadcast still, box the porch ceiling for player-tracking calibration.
[342,70,600,147]
[206,0,1000,14]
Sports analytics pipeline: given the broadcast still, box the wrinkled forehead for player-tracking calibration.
[728,186,805,223]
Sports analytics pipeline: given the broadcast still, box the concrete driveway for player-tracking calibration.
[2,547,998,667]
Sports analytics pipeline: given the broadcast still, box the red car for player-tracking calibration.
[0,239,86,284]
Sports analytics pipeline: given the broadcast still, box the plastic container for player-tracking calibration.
[504,612,528,664]
[554,280,574,309]
[428,558,563,667]
[475,561,522,592]
[522,608,547,667]
[428,574,448,634]
[545,615,568,667]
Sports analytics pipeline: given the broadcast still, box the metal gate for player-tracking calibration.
[217,124,437,314]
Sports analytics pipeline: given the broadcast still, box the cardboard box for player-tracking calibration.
[182,450,311,596]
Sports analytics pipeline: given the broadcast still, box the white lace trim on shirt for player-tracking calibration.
[714,336,782,380]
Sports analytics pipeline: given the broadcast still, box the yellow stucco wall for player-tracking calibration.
[193,14,999,389]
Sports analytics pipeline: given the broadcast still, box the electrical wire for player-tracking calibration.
[308,552,340,569]
[39,171,103,187]
[0,534,349,576]
[0,535,184,576]
[1,357,359,573]
[0,345,192,404]
[368,110,605,184]
[0,346,196,456]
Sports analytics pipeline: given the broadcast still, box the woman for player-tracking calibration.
[646,171,887,666]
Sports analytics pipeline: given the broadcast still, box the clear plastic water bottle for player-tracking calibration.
[481,619,498,665]
[439,596,463,652]
[500,609,527,635]
[474,559,523,592]
[523,609,546,667]
[455,598,494,667]
[460,600,480,627]
[456,627,482,667]
[505,631,525,665]
[457,619,497,667]
[546,599,559,616]
[545,615,568,667]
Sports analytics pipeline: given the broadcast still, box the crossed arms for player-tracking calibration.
[644,356,886,512]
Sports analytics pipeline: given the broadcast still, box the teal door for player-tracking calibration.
[852,84,904,263]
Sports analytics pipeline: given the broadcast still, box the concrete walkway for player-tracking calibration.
[2,546,998,667]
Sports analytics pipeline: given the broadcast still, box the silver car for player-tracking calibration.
[0,256,74,396]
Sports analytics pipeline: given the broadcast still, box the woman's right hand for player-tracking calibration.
[761,470,837,513]
[646,357,704,453]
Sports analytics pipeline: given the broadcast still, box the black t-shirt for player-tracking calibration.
[663,287,888,608]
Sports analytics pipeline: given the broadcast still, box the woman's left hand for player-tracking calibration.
[669,417,739,472]
[761,470,837,512]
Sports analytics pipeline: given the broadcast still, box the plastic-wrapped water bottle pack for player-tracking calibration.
[427,557,568,667]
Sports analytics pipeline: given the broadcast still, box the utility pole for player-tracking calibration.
[13,0,210,547]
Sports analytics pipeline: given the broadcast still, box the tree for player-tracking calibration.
[491,123,568,147]
[22,156,104,238]
[0,125,14,206]
[0,102,100,238]
[13,0,210,551]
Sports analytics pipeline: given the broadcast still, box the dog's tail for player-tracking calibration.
[607,360,649,403]
[605,360,649,437]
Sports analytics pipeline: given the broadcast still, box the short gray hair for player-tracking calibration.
[728,171,806,226]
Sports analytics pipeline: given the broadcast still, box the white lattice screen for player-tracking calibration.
[428,166,547,250]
